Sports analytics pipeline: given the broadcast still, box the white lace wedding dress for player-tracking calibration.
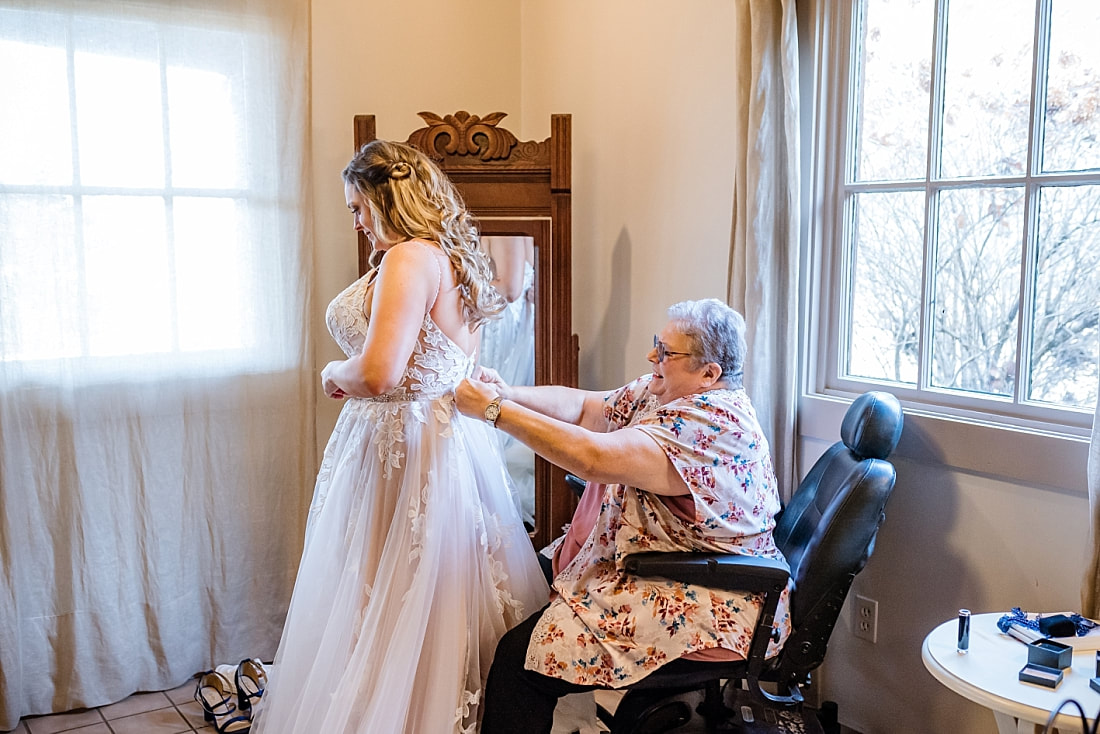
[251,272,549,734]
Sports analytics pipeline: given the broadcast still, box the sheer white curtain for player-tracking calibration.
[726,0,801,497]
[0,0,313,728]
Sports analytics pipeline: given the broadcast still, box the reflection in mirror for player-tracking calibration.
[479,235,536,529]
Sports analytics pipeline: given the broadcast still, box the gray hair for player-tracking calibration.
[666,298,746,388]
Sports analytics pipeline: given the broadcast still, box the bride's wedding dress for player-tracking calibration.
[252,272,549,734]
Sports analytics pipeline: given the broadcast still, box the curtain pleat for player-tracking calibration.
[1083,371,1100,617]
[726,0,801,498]
[0,1,313,728]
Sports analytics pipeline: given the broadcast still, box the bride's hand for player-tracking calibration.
[321,361,347,399]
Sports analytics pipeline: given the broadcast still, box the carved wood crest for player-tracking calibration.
[408,111,518,161]
[405,111,552,169]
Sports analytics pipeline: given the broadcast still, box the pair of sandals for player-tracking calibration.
[193,658,268,733]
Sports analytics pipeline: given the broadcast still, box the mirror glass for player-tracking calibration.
[478,235,536,531]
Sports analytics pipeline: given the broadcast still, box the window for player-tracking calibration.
[0,6,297,377]
[813,0,1100,433]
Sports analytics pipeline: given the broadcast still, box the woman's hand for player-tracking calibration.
[321,361,348,399]
[472,365,509,394]
[455,377,500,419]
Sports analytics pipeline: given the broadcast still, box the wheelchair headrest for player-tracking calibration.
[840,391,904,460]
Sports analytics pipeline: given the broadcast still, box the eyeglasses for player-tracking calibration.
[653,335,693,363]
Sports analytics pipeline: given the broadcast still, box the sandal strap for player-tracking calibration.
[195,671,238,716]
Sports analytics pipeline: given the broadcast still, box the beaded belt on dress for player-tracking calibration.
[354,390,452,403]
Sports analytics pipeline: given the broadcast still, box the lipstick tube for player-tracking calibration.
[957,609,971,653]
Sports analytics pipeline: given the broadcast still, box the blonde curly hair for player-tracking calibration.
[342,140,504,327]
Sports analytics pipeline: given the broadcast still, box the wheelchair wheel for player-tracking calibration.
[610,688,723,734]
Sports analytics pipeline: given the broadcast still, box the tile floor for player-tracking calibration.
[10,684,603,734]
[10,681,215,734]
[9,686,850,734]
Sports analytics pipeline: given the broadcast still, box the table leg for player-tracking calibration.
[992,709,1067,734]
[992,710,1045,734]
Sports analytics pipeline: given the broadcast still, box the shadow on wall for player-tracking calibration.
[581,228,632,387]
[819,419,998,734]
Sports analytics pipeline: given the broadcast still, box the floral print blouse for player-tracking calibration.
[525,374,791,687]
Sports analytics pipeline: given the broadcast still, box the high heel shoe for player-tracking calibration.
[235,658,267,712]
[194,670,252,732]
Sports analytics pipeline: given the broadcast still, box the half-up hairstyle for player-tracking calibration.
[342,140,505,327]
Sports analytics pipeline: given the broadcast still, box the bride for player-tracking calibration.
[250,140,549,734]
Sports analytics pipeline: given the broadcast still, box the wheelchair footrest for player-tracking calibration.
[728,688,825,734]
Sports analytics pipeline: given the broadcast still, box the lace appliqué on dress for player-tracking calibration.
[475,503,526,624]
[374,404,406,480]
[408,480,430,564]
[455,687,481,734]
[405,320,473,399]
[325,272,374,359]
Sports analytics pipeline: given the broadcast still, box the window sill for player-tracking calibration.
[799,393,1091,495]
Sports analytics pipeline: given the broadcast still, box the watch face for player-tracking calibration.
[485,401,501,423]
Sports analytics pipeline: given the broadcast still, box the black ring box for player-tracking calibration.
[1027,638,1073,670]
[1018,638,1073,688]
[1019,663,1064,688]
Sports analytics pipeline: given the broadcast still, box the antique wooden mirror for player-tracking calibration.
[353,110,578,549]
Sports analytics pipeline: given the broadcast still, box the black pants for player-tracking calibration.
[480,606,597,734]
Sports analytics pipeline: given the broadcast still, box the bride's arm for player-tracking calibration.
[483,236,527,303]
[322,243,435,398]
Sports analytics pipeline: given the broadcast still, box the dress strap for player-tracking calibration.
[423,242,444,312]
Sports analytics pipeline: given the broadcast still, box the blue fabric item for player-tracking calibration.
[996,607,1097,637]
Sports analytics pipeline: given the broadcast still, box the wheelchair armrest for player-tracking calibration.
[623,552,790,594]
[564,473,586,498]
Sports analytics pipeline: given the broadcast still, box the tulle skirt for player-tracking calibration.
[251,394,549,734]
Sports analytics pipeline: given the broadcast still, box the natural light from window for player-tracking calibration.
[838,0,1100,423]
[0,13,258,368]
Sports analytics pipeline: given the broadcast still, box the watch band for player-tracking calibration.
[484,396,503,426]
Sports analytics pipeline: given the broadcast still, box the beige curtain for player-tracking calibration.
[1083,379,1100,617]
[0,0,313,728]
[726,0,801,498]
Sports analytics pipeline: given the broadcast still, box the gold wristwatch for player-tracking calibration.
[484,396,503,426]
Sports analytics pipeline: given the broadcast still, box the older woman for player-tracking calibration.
[455,298,791,734]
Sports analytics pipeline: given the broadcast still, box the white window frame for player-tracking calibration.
[798,0,1093,492]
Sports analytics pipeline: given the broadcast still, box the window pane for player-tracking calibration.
[74,19,165,189]
[853,0,934,182]
[82,196,173,356]
[1028,185,1100,408]
[1043,0,1100,173]
[940,0,1034,179]
[0,194,80,361]
[174,197,252,352]
[931,187,1023,395]
[846,191,925,384]
[0,25,73,186]
[166,26,245,190]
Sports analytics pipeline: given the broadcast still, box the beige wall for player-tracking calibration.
[520,0,743,390]
[309,3,1093,733]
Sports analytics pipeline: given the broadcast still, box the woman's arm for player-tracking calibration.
[472,367,609,432]
[455,378,688,495]
[322,243,435,397]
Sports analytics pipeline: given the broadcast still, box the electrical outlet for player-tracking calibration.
[854,594,878,643]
